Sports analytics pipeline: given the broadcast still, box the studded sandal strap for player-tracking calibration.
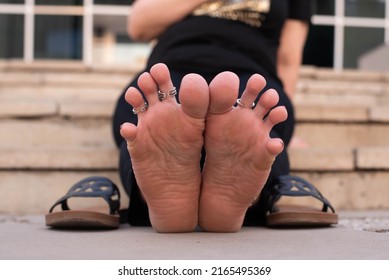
[267,175,336,214]
[49,176,120,215]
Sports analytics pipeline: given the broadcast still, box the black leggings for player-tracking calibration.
[112,68,295,226]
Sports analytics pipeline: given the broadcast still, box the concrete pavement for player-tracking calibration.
[1,210,388,260]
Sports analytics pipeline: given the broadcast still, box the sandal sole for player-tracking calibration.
[267,205,338,227]
[267,211,338,227]
[45,211,119,229]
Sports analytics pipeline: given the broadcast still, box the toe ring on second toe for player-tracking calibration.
[158,90,167,101]
[132,102,149,114]
[158,87,177,101]
[236,98,255,109]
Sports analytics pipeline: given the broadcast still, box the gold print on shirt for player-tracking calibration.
[193,0,271,27]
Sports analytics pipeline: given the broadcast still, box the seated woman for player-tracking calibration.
[46,0,338,232]
[112,0,338,232]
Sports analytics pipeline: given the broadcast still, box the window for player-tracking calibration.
[304,25,335,68]
[0,0,24,3]
[34,15,83,60]
[93,14,150,65]
[1,0,388,69]
[94,0,133,5]
[307,0,389,70]
[35,0,83,5]
[0,14,24,59]
[313,0,335,15]
[344,27,384,68]
[345,0,386,18]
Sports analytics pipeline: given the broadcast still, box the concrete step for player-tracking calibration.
[294,123,389,147]
[0,86,123,101]
[3,61,386,82]
[296,104,389,123]
[3,91,388,123]
[290,146,389,171]
[0,119,115,148]
[290,171,389,210]
[2,86,385,108]
[0,171,126,214]
[1,170,388,214]
[300,66,389,82]
[3,118,389,150]
[0,147,118,170]
[2,144,389,172]
[0,72,133,88]
[298,79,387,95]
[0,59,139,74]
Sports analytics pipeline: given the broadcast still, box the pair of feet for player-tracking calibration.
[120,63,287,233]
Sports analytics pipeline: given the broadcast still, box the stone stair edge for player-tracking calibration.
[0,147,119,170]
[1,170,389,214]
[0,60,142,74]
[1,60,389,82]
[300,65,389,82]
[1,146,389,171]
[2,93,389,123]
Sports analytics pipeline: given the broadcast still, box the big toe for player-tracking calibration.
[179,73,209,119]
[208,72,240,114]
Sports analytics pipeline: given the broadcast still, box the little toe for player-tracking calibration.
[208,71,240,114]
[120,122,137,143]
[266,138,285,156]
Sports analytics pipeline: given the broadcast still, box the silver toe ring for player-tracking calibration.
[168,87,177,97]
[157,90,167,101]
[158,87,177,101]
[132,102,149,114]
[236,98,255,109]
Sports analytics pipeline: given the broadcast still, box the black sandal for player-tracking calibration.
[45,176,121,229]
[265,175,338,227]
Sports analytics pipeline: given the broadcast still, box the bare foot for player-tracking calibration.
[120,63,209,233]
[199,72,288,232]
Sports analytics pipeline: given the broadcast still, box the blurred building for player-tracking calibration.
[0,0,388,70]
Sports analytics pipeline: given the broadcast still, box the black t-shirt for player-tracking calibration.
[146,0,312,83]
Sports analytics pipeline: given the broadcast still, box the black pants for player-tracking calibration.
[112,68,295,226]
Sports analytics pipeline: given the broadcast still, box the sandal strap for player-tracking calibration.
[49,176,120,215]
[267,175,336,214]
